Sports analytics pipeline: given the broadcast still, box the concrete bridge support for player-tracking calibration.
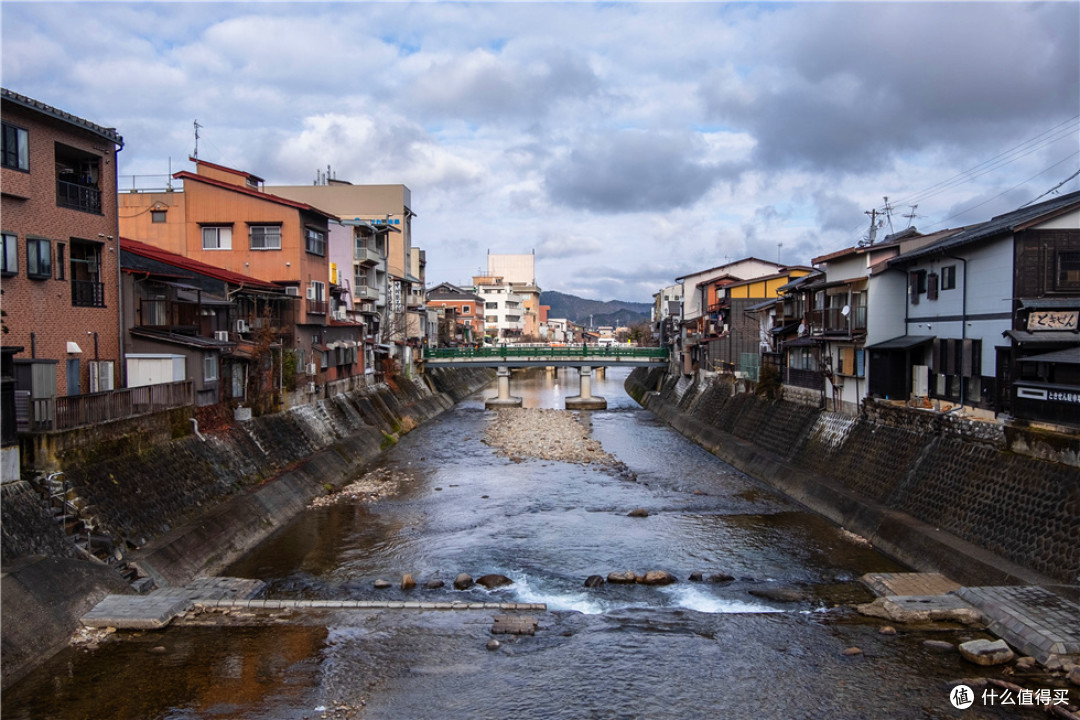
[485,366,523,408]
[565,366,607,410]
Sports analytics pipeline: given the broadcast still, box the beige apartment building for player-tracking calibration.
[476,252,542,341]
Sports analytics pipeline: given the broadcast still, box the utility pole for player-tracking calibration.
[864,208,879,245]
[903,204,919,229]
[193,120,202,159]
[882,196,895,237]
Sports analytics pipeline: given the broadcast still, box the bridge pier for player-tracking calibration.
[485,366,523,408]
[565,366,607,410]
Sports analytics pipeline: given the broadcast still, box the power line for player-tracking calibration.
[1019,168,1080,208]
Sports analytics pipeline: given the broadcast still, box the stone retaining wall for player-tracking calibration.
[626,368,1080,589]
[0,367,493,689]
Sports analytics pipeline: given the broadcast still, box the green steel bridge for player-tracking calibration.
[425,345,669,368]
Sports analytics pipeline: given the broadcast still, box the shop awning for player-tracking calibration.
[1003,330,1079,345]
[1016,346,1080,365]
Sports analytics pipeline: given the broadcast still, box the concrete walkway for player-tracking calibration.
[82,577,546,630]
[861,573,1080,664]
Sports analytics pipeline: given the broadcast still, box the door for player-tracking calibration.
[66,358,80,396]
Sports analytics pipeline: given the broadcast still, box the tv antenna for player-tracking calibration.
[193,120,203,159]
[882,196,895,236]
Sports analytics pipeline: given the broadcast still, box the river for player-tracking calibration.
[3,368,1039,719]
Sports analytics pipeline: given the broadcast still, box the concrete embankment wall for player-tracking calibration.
[626,368,1080,592]
[1,367,493,689]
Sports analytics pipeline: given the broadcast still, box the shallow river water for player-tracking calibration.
[4,368,1041,719]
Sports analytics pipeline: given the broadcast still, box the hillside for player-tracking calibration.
[540,291,651,327]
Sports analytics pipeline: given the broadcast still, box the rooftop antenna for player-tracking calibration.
[193,120,202,159]
[777,242,783,264]
[903,204,920,229]
[882,196,895,236]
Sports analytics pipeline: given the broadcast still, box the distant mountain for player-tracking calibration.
[540,291,651,327]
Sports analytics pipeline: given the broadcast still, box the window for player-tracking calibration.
[927,272,939,301]
[909,270,926,304]
[1057,251,1080,291]
[2,123,29,171]
[486,302,498,309]
[307,281,325,301]
[203,354,218,382]
[151,210,167,223]
[56,242,65,280]
[26,237,51,279]
[305,227,326,256]
[462,305,470,314]
[1,232,16,276]
[249,225,281,250]
[941,265,956,290]
[202,226,232,250]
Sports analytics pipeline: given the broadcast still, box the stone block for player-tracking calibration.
[959,639,1015,666]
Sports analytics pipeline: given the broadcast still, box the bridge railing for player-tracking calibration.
[427,345,669,361]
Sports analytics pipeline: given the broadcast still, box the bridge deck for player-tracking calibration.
[426,346,668,367]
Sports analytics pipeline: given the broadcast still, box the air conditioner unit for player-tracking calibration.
[307,363,318,376]
[285,286,300,297]
[912,365,929,397]
[236,319,249,333]
[333,309,347,321]
[306,286,316,300]
[88,361,115,393]
[214,331,229,342]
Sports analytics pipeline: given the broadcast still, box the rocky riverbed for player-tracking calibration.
[309,467,404,508]
[483,408,632,477]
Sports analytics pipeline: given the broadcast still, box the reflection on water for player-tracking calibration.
[4,367,1043,719]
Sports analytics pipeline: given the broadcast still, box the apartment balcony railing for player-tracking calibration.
[809,306,867,335]
[307,299,328,315]
[72,280,106,308]
[354,246,382,265]
[406,295,424,309]
[56,179,102,215]
[354,285,379,301]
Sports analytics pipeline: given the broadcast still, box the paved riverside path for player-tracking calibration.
[861,573,1080,664]
[82,577,546,630]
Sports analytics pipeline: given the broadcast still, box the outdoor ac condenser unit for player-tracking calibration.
[307,363,318,376]
[236,319,249,333]
[214,331,229,342]
[285,286,300,296]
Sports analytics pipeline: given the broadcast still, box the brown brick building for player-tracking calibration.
[2,88,124,401]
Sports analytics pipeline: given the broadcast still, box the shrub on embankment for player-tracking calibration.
[626,367,1080,587]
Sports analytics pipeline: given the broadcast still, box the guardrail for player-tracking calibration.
[36,380,195,432]
[427,345,668,361]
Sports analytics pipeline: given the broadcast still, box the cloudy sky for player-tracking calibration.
[3,2,1078,301]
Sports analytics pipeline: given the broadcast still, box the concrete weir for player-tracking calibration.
[1,367,495,690]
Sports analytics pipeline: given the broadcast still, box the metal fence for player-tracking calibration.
[37,380,194,432]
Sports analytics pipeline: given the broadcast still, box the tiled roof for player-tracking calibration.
[890,190,1080,266]
[1,87,123,147]
[174,171,336,220]
[120,238,282,290]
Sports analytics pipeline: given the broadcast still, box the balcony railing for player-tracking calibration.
[354,246,382,265]
[809,306,867,335]
[31,380,194,432]
[354,285,379,301]
[72,280,106,307]
[786,367,825,391]
[57,179,102,215]
[307,299,328,315]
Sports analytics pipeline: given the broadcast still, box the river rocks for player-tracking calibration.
[484,408,621,468]
[959,639,1015,666]
[627,508,649,518]
[1067,666,1080,687]
[476,574,514,589]
[424,580,445,589]
[749,585,805,603]
[584,575,605,588]
[923,640,955,653]
[374,579,392,589]
[842,647,863,656]
[689,572,704,582]
[401,574,416,590]
[707,573,735,583]
[453,573,475,590]
[607,570,639,584]
[640,570,677,586]
[1014,656,1036,671]
[878,626,897,635]
[309,467,404,508]
[486,639,501,651]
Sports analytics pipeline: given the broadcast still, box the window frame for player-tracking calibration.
[1,122,29,171]
[249,224,282,251]
[26,237,51,279]
[203,354,218,382]
[1056,251,1080,291]
[941,265,956,290]
[201,225,233,250]
[1,232,17,276]
[304,226,326,256]
[151,210,167,224]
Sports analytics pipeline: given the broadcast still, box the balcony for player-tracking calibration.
[406,294,424,309]
[72,280,106,308]
[809,306,867,336]
[354,285,379,301]
[354,246,382,265]
[57,179,102,215]
[307,299,328,315]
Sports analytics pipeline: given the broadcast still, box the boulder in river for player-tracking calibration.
[688,572,704,582]
[401,574,416,590]
[959,639,1014,666]
[627,508,649,518]
[476,574,514,589]
[583,575,605,588]
[374,579,392,589]
[607,570,639,584]
[424,579,445,590]
[748,585,805,603]
[707,573,735,583]
[641,570,677,586]
[453,573,475,590]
